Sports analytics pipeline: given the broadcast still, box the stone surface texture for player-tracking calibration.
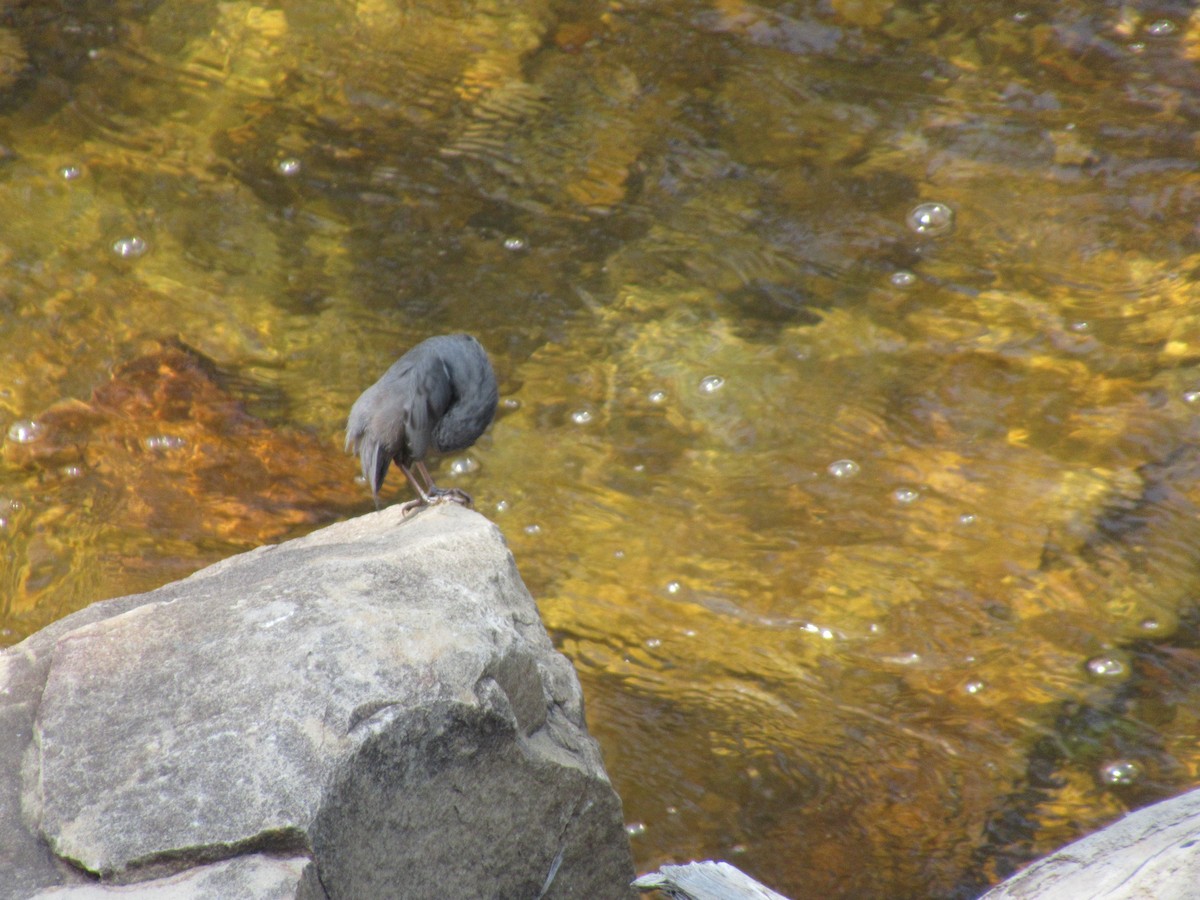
[1,504,634,899]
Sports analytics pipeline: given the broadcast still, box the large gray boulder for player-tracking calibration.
[1,504,635,899]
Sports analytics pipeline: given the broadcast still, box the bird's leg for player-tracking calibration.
[397,463,435,516]
[415,461,473,508]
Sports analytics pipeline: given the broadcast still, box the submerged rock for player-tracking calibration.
[1,503,634,899]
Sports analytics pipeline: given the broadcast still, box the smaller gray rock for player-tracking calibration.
[633,860,792,899]
[981,787,1200,900]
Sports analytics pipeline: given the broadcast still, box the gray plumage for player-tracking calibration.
[346,334,498,510]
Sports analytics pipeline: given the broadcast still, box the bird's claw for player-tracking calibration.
[397,487,474,517]
[429,487,474,508]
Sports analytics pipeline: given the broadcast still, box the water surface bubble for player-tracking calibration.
[906,202,955,236]
[958,513,977,525]
[501,397,521,411]
[449,456,479,475]
[61,465,83,478]
[1146,19,1177,36]
[523,523,542,535]
[1085,653,1129,679]
[1138,617,1160,632]
[60,164,83,180]
[1128,41,1146,53]
[624,822,647,837]
[827,459,860,479]
[698,375,725,394]
[666,581,681,594]
[503,236,527,251]
[276,157,302,176]
[494,499,509,513]
[7,419,44,444]
[1183,390,1200,404]
[890,270,916,287]
[893,487,920,504]
[647,389,668,404]
[964,680,985,695]
[1100,760,1141,786]
[111,236,148,259]
[645,637,661,649]
[570,409,593,425]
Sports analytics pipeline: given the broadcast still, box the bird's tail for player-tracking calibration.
[359,436,391,499]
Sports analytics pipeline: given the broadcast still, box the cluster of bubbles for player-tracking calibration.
[143,435,186,452]
[1128,20,1176,53]
[822,459,986,527]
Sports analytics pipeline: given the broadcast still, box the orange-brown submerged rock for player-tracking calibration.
[2,340,365,638]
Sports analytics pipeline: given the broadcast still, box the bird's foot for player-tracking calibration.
[428,487,474,508]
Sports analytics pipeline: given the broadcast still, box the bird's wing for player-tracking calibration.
[404,355,454,461]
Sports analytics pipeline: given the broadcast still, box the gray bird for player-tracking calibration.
[346,334,498,512]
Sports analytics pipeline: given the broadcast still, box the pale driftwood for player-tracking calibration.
[633,860,792,900]
[982,787,1200,899]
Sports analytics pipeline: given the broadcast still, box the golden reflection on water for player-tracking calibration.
[3,1,1200,896]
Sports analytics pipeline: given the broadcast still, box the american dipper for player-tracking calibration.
[345,334,498,512]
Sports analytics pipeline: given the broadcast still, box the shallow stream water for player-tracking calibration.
[3,1,1200,896]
